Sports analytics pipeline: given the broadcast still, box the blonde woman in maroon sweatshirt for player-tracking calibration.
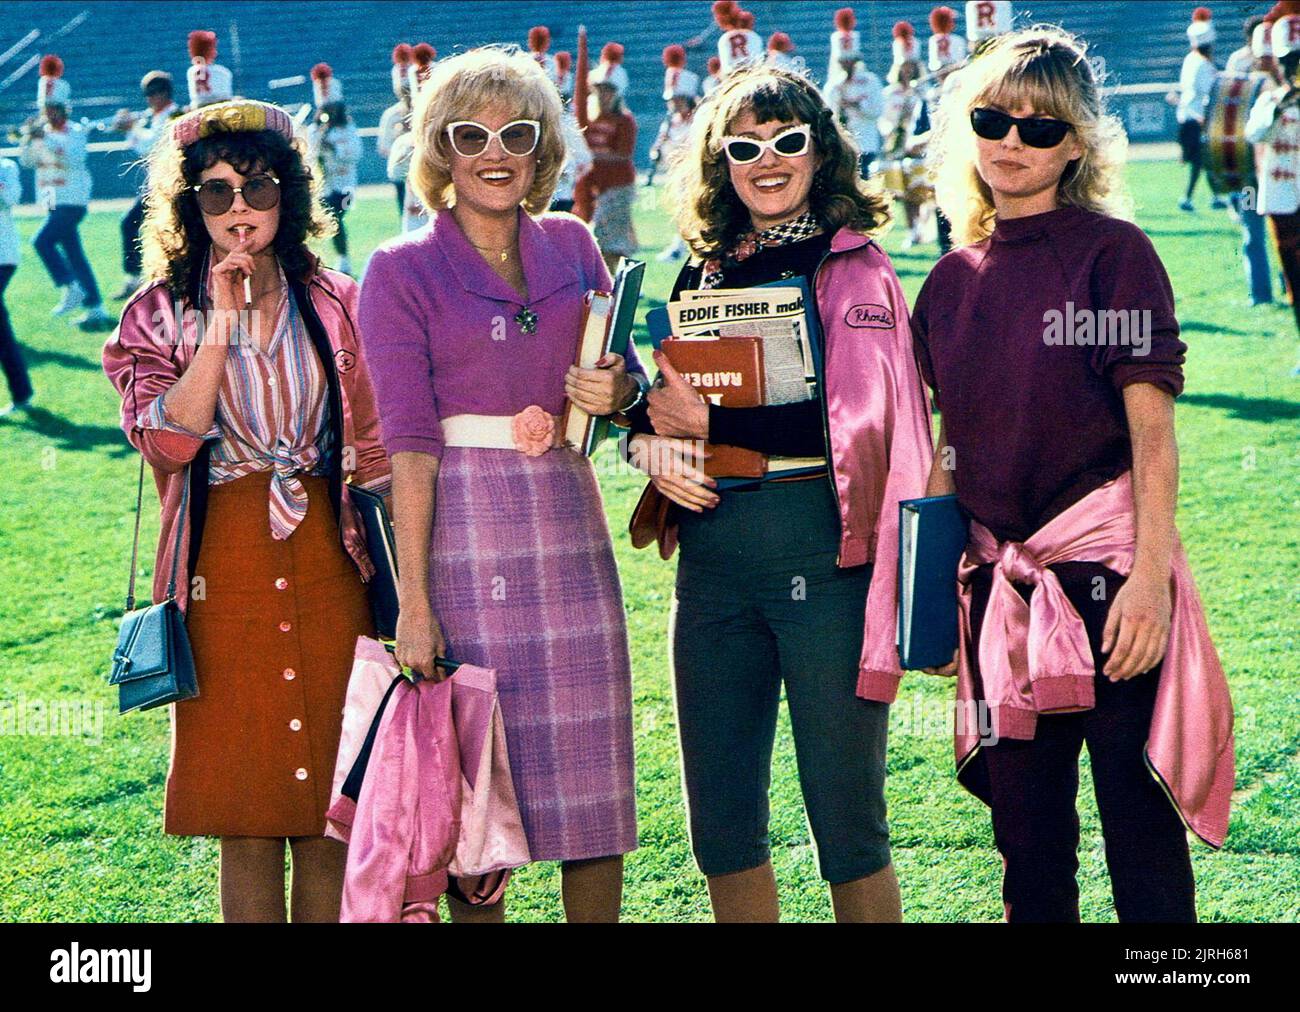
[915,27,1213,922]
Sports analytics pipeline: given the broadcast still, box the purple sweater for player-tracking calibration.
[913,205,1187,543]
[357,208,646,460]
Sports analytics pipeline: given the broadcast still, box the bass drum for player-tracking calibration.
[1203,73,1267,195]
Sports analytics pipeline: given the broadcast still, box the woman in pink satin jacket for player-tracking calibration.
[101,100,391,923]
[624,65,933,923]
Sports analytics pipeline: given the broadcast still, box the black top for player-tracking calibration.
[627,231,833,459]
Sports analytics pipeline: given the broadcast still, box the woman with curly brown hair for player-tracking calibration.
[623,65,934,922]
[101,100,391,922]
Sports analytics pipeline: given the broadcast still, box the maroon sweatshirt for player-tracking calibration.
[912,205,1187,544]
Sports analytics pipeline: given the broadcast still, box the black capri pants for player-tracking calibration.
[669,477,892,884]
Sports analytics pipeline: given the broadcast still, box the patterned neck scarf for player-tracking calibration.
[700,210,823,289]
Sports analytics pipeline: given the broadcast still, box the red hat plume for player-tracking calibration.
[188,30,217,62]
[834,7,857,31]
[737,10,755,30]
[707,55,721,74]
[893,21,915,40]
[663,44,686,67]
[601,42,624,64]
[768,32,793,52]
[311,62,332,81]
[713,1,739,30]
[930,6,957,34]
[1192,7,1212,21]
[392,43,412,65]
[555,51,572,74]
[528,26,551,53]
[39,54,64,77]
[413,42,436,66]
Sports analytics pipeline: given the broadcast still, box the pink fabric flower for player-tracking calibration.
[511,406,556,457]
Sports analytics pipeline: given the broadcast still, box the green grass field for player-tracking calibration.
[1,161,1297,922]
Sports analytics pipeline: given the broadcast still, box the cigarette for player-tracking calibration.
[235,225,252,306]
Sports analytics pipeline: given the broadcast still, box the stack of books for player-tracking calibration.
[646,280,827,486]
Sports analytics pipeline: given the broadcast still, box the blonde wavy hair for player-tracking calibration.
[670,65,891,259]
[928,26,1132,246]
[409,46,565,217]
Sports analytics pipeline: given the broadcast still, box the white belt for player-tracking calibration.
[440,412,564,452]
[441,414,518,450]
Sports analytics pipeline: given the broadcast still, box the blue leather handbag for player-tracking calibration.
[108,456,198,714]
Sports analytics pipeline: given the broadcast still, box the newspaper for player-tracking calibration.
[666,287,815,405]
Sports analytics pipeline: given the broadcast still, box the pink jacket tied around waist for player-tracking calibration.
[954,473,1235,847]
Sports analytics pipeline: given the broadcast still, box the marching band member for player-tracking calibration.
[1247,6,1300,366]
[551,52,591,216]
[715,1,762,76]
[766,32,798,72]
[0,154,33,414]
[377,44,414,225]
[879,58,930,248]
[388,43,437,233]
[702,55,723,97]
[891,21,920,74]
[648,45,696,184]
[577,41,639,271]
[919,25,1233,922]
[554,49,574,100]
[527,25,555,82]
[306,64,361,275]
[102,98,392,922]
[651,45,699,260]
[625,63,932,923]
[1227,13,1280,309]
[186,30,234,110]
[929,5,969,88]
[19,55,112,331]
[359,46,646,922]
[1173,8,1226,212]
[1227,15,1267,75]
[113,71,179,300]
[826,7,860,89]
[825,15,885,177]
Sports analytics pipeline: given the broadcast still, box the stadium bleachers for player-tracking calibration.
[0,1,1264,200]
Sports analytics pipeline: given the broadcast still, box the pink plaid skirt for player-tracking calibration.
[426,446,637,862]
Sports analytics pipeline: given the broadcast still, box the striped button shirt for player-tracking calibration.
[144,270,386,539]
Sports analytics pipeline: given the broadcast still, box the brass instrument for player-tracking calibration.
[5,113,46,143]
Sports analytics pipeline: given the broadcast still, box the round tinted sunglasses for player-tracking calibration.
[446,119,541,158]
[721,124,812,165]
[970,108,1073,149]
[192,173,281,215]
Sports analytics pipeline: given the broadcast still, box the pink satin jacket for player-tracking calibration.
[814,230,936,694]
[101,264,391,614]
[954,473,1235,847]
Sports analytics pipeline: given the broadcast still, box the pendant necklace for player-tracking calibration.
[470,240,538,334]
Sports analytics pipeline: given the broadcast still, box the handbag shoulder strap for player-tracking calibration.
[125,457,190,611]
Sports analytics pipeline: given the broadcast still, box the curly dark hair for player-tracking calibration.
[670,65,891,259]
[141,126,336,306]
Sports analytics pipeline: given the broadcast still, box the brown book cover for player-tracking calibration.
[659,337,766,479]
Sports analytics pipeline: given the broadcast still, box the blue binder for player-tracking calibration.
[897,495,968,670]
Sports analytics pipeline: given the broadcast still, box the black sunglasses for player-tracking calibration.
[192,173,281,215]
[970,107,1073,149]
